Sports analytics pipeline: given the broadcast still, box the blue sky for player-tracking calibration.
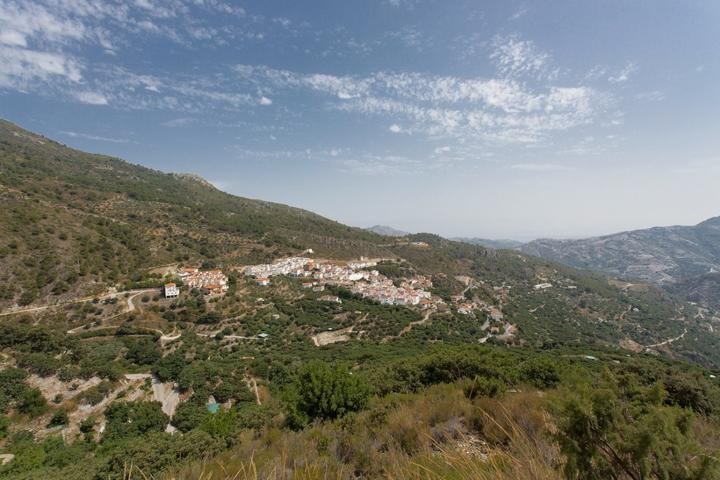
[1,0,719,240]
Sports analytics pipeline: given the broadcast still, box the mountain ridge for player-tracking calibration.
[1,118,719,368]
[365,225,410,236]
[520,217,720,285]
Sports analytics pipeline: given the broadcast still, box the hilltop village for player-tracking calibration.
[152,254,520,346]
[244,257,434,307]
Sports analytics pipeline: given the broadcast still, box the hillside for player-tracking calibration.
[0,119,392,308]
[1,119,719,363]
[520,218,720,285]
[1,120,720,479]
[453,237,524,250]
[366,225,410,236]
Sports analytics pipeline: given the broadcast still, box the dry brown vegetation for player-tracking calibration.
[154,385,561,480]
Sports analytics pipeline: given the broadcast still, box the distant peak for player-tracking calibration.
[172,173,216,190]
[366,225,410,237]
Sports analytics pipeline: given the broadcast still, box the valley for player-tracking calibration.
[0,120,719,479]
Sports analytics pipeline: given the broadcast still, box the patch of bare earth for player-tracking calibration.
[312,326,354,346]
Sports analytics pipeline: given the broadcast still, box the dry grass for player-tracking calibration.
[136,384,563,480]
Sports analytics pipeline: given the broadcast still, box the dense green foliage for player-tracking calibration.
[285,361,371,427]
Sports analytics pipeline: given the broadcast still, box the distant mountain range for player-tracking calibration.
[365,225,410,236]
[452,237,523,250]
[4,118,716,365]
[520,218,720,308]
[366,226,524,251]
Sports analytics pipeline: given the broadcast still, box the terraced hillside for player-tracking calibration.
[1,120,720,479]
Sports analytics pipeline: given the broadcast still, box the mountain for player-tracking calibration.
[2,119,720,479]
[453,237,523,250]
[366,224,410,236]
[0,119,391,308]
[520,218,720,285]
[0,118,717,363]
[667,273,720,311]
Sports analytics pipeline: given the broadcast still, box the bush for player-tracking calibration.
[554,373,718,479]
[48,409,69,428]
[463,376,506,399]
[172,401,207,433]
[18,388,47,418]
[285,361,371,427]
[153,351,186,382]
[520,357,561,389]
[125,338,161,365]
[104,401,168,440]
[97,430,223,479]
[0,416,9,439]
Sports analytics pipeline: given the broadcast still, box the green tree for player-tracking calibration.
[286,361,371,427]
[172,401,207,432]
[152,351,186,382]
[554,372,718,480]
[18,388,47,418]
[124,338,161,365]
[104,401,168,440]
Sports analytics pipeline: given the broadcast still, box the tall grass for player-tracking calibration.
[131,384,562,480]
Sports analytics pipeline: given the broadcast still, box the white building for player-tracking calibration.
[164,283,179,298]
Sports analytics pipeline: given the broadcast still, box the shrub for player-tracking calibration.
[48,409,69,428]
[125,338,161,365]
[285,361,371,427]
[520,357,561,389]
[18,388,47,418]
[104,401,168,440]
[554,374,718,480]
[463,376,506,400]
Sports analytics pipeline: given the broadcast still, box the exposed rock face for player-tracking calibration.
[520,217,720,285]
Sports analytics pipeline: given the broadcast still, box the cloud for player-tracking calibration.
[258,96,273,105]
[59,130,132,143]
[0,45,82,88]
[161,117,194,127]
[0,30,27,46]
[341,154,420,175]
[489,34,553,79]
[231,64,609,145]
[509,6,529,20]
[608,62,637,83]
[75,91,108,105]
[635,90,665,102]
[385,0,418,8]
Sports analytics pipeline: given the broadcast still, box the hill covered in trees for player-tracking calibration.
[1,119,720,479]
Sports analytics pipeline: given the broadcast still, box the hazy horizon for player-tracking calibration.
[1,0,718,240]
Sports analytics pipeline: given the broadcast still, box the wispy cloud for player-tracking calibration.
[75,91,108,105]
[635,90,665,102]
[161,117,194,127]
[232,64,608,144]
[608,62,637,84]
[490,34,554,79]
[59,130,133,143]
[0,45,81,88]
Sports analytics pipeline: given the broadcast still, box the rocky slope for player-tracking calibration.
[520,218,720,285]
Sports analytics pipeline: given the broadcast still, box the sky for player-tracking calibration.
[1,0,719,240]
